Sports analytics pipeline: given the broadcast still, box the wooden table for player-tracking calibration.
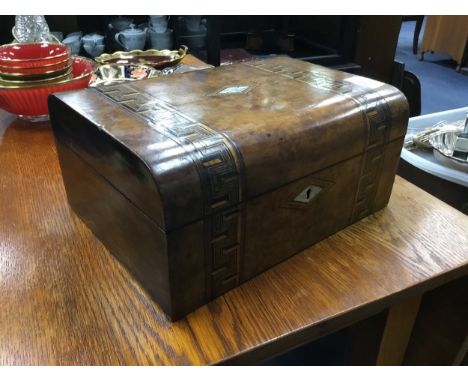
[1,62,468,366]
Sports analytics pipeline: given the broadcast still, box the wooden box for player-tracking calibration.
[49,57,409,320]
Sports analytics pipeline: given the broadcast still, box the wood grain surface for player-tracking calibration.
[1,94,468,365]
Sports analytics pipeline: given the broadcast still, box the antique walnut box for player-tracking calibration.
[49,57,408,320]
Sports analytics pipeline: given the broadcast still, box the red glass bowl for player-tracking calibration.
[0,57,95,118]
[0,43,70,68]
[0,57,70,75]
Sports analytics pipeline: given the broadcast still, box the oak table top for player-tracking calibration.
[1,64,468,365]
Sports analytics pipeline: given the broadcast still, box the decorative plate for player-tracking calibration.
[94,45,188,69]
[90,63,159,86]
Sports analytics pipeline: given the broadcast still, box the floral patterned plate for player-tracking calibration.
[89,63,159,86]
[87,61,208,87]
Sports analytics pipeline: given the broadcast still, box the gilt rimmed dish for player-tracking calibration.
[95,45,188,69]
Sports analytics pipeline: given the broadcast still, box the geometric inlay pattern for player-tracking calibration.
[244,60,354,94]
[351,146,385,221]
[355,93,392,148]
[206,206,243,298]
[94,83,245,299]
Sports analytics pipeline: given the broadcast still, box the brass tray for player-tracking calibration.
[94,45,188,69]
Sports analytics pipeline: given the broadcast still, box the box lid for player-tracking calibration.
[49,56,408,231]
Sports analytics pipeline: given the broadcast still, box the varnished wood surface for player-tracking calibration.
[1,104,468,365]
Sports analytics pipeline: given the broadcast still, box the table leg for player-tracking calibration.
[453,334,468,365]
[413,16,424,55]
[376,294,422,365]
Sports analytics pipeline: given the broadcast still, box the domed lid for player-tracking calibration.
[82,33,104,41]
[120,28,146,36]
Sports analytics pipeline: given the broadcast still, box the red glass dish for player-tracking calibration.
[0,57,95,118]
[0,43,70,68]
[0,64,71,82]
[0,66,72,85]
[0,57,70,75]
